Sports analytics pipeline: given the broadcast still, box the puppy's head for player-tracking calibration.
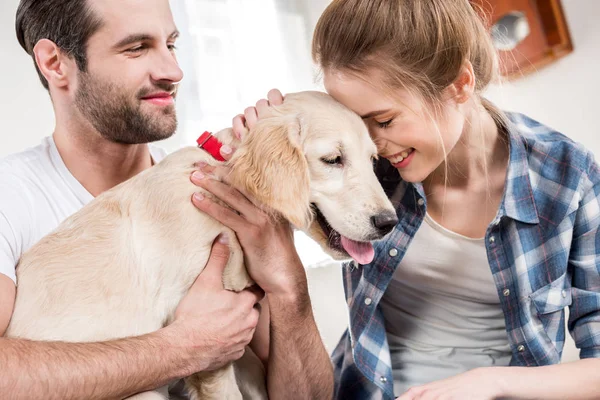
[228,115,311,228]
[229,91,398,265]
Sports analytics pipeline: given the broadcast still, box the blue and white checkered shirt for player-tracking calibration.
[332,112,600,399]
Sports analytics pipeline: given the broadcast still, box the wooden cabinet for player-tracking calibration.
[470,0,573,79]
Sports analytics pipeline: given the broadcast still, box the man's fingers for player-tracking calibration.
[244,285,266,305]
[191,164,257,204]
[192,191,248,231]
[191,234,230,289]
[191,177,257,221]
[220,143,234,161]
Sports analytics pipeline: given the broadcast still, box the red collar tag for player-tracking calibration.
[196,131,226,162]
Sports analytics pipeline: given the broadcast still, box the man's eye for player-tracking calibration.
[168,44,178,51]
[126,45,146,53]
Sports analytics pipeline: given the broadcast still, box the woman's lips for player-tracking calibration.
[388,148,415,168]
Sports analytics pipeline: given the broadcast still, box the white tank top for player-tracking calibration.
[379,212,512,396]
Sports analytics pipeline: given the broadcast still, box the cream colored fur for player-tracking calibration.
[6,91,395,399]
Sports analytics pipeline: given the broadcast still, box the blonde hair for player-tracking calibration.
[312,0,508,128]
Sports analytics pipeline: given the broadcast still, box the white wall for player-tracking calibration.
[0,0,55,157]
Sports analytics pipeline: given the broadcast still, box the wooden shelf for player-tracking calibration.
[470,0,573,80]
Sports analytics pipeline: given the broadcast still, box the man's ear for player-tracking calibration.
[33,39,74,90]
[228,117,312,228]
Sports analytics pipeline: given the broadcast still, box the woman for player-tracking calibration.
[193,0,600,399]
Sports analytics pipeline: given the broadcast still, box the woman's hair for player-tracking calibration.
[312,0,507,127]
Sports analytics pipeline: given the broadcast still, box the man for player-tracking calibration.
[0,0,333,398]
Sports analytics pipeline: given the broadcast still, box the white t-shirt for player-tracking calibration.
[379,212,512,395]
[0,136,196,398]
[0,136,166,284]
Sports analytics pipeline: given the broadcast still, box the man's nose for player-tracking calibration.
[151,48,184,84]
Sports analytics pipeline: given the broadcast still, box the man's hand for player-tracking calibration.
[189,88,333,399]
[190,170,305,298]
[191,88,305,298]
[166,235,264,373]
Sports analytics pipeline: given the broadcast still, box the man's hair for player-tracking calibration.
[15,0,104,90]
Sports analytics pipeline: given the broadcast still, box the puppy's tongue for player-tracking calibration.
[341,236,375,265]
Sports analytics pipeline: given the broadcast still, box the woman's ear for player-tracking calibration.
[33,39,73,90]
[228,117,312,228]
[448,61,476,104]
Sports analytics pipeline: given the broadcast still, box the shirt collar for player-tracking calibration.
[499,114,540,224]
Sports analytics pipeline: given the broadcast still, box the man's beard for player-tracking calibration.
[74,72,178,144]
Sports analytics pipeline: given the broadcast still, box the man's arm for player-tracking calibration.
[0,326,189,400]
[0,274,15,335]
[192,174,335,399]
[249,270,334,399]
[267,285,334,398]
[0,238,261,400]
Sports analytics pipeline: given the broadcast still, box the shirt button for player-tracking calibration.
[417,198,425,206]
[380,376,387,383]
[562,290,567,298]
[517,345,525,352]
[364,297,372,306]
[389,248,398,257]
[489,236,496,244]
[503,288,510,297]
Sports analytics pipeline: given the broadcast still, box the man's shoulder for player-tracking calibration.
[0,138,60,219]
[0,137,55,184]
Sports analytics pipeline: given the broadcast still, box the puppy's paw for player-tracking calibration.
[221,234,254,292]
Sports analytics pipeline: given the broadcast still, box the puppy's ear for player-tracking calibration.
[229,118,311,228]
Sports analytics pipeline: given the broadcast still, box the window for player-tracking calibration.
[170,0,336,268]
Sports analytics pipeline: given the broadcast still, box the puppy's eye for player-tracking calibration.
[321,156,343,166]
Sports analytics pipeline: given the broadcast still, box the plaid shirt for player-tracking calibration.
[332,112,600,399]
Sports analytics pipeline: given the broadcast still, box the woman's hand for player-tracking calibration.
[231,88,284,139]
[396,367,505,400]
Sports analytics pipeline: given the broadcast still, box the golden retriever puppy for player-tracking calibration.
[6,91,398,399]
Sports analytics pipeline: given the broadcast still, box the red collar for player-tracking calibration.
[196,131,226,162]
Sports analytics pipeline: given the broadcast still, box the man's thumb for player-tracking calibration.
[202,234,231,280]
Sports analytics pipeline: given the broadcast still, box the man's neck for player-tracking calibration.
[53,125,154,197]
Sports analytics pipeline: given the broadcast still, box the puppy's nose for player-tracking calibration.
[371,211,398,236]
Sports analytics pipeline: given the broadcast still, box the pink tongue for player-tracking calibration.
[341,236,375,265]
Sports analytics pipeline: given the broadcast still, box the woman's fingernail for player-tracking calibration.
[193,192,205,202]
[196,161,207,168]
[218,233,229,244]
[221,145,233,155]
[192,171,205,181]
